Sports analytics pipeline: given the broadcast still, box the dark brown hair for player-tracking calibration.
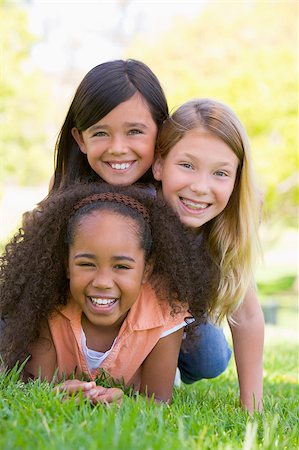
[52,59,169,190]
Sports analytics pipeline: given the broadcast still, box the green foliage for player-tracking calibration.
[0,1,53,187]
[0,1,297,226]
[127,2,298,226]
[258,274,296,296]
[0,341,298,449]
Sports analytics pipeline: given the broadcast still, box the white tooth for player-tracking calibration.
[111,162,130,170]
[91,297,116,306]
[182,199,208,209]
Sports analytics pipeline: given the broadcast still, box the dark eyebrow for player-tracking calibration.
[74,254,136,263]
[112,256,136,263]
[88,124,109,133]
[123,122,148,129]
[88,122,148,133]
[74,253,95,259]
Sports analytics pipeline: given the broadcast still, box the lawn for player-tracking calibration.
[0,331,297,450]
[0,223,297,449]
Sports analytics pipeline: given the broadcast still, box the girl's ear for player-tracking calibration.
[71,127,87,154]
[142,260,154,284]
[152,157,163,181]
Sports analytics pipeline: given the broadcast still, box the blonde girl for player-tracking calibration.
[153,98,264,413]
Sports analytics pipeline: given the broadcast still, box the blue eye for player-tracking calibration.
[215,171,227,177]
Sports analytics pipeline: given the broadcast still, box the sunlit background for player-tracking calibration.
[0,0,298,336]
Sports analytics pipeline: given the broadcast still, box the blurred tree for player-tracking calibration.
[0,0,53,189]
[127,1,297,226]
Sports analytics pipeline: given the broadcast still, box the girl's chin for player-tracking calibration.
[180,215,207,230]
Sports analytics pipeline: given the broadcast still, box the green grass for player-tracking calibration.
[1,228,298,449]
[0,339,298,450]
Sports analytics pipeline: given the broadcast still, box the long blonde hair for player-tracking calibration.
[156,98,261,321]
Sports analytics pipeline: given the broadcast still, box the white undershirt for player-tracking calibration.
[81,321,188,371]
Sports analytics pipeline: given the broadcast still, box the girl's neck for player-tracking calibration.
[81,314,124,353]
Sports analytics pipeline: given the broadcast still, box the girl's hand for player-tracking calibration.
[55,379,96,396]
[54,379,123,405]
[89,386,124,406]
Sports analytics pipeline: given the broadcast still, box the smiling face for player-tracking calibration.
[153,131,239,230]
[71,93,158,185]
[68,210,147,330]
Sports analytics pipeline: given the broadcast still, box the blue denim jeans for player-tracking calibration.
[178,323,232,384]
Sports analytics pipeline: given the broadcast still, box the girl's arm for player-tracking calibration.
[25,321,57,381]
[229,284,264,413]
[25,322,123,405]
[139,328,184,403]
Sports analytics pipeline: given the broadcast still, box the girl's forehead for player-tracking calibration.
[71,209,141,245]
[72,209,141,240]
[183,129,240,158]
[110,92,152,116]
[185,128,217,139]
[77,209,137,227]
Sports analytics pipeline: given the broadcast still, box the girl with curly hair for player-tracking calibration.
[153,98,264,413]
[0,183,217,405]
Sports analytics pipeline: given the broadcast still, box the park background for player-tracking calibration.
[0,1,298,449]
[1,0,297,330]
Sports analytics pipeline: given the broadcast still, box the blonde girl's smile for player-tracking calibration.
[153,131,239,229]
[179,197,210,212]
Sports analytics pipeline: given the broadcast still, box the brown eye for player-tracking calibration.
[94,131,108,137]
[128,129,142,135]
[114,264,130,270]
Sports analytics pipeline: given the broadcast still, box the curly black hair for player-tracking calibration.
[0,182,218,369]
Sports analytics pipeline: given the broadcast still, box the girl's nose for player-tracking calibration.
[91,270,114,289]
[108,136,128,155]
[190,176,210,195]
